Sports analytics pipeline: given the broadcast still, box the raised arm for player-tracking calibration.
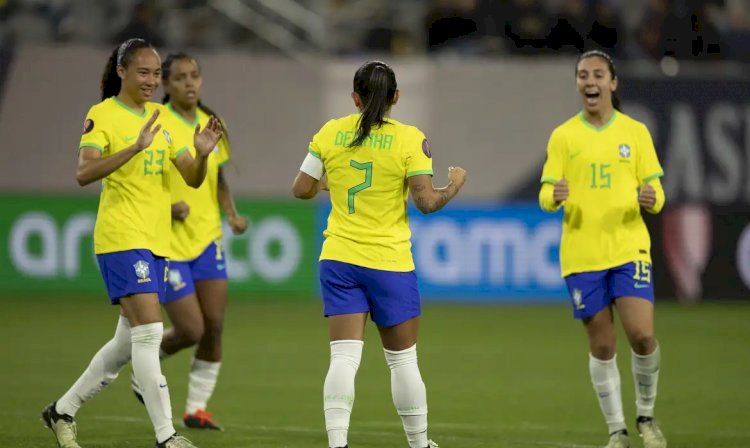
[76,109,161,186]
[172,116,223,188]
[408,167,466,214]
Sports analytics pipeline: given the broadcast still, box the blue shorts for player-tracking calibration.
[564,261,655,319]
[164,241,228,304]
[319,260,421,327]
[96,249,169,305]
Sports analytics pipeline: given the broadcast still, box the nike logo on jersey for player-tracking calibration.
[634,283,650,289]
[124,135,137,142]
[569,151,582,160]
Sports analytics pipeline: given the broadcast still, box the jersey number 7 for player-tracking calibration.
[348,160,373,214]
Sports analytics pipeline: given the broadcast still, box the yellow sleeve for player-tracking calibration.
[540,127,565,184]
[162,127,188,160]
[405,129,433,177]
[217,135,230,166]
[308,119,333,161]
[79,106,109,154]
[539,182,562,212]
[645,177,665,214]
[636,123,664,184]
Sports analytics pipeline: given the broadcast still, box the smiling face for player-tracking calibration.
[117,47,162,104]
[164,57,202,108]
[576,55,618,115]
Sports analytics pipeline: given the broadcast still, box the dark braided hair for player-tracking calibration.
[349,61,397,148]
[576,50,622,112]
[100,38,153,101]
[161,52,228,143]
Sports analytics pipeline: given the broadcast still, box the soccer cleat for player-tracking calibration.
[183,409,223,431]
[604,430,630,448]
[637,416,667,448]
[156,434,198,448]
[41,402,82,448]
[131,371,145,405]
[426,440,439,448]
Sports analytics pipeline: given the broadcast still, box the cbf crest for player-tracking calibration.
[618,144,631,158]
[134,260,151,283]
[573,288,586,310]
[163,129,172,144]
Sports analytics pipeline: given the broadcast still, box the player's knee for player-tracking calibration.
[630,332,655,355]
[590,343,616,360]
[177,322,205,346]
[202,319,223,344]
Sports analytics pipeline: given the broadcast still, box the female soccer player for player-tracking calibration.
[41,39,222,448]
[292,60,466,448]
[130,52,247,431]
[539,50,667,448]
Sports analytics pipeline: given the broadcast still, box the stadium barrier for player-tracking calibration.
[1,194,568,300]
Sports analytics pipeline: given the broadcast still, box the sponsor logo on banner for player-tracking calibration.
[0,196,317,296]
[408,205,566,300]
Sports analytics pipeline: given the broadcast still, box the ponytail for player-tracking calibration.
[100,48,120,101]
[612,92,622,112]
[349,61,397,148]
[100,38,152,101]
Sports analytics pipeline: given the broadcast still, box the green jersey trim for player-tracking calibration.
[579,110,617,132]
[175,146,189,158]
[80,142,105,153]
[642,171,664,184]
[166,102,200,128]
[111,96,147,118]
[407,170,433,177]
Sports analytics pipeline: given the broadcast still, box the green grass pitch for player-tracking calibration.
[1,296,748,447]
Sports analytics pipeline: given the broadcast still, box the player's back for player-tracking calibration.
[311,113,432,272]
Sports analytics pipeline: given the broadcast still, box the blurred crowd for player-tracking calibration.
[0,0,748,62]
[422,0,749,61]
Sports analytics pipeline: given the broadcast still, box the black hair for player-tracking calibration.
[100,38,153,101]
[576,50,621,112]
[349,61,397,148]
[161,51,228,142]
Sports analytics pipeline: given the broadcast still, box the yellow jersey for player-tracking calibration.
[539,111,665,276]
[310,114,433,271]
[79,97,187,256]
[166,104,230,261]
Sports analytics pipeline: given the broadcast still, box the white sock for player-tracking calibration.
[131,323,175,443]
[385,345,429,448]
[324,340,363,448]
[56,316,132,417]
[632,345,660,418]
[185,358,222,414]
[589,354,626,434]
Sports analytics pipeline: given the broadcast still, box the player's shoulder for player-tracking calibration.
[386,117,423,135]
[548,114,580,141]
[86,97,117,116]
[616,111,650,133]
